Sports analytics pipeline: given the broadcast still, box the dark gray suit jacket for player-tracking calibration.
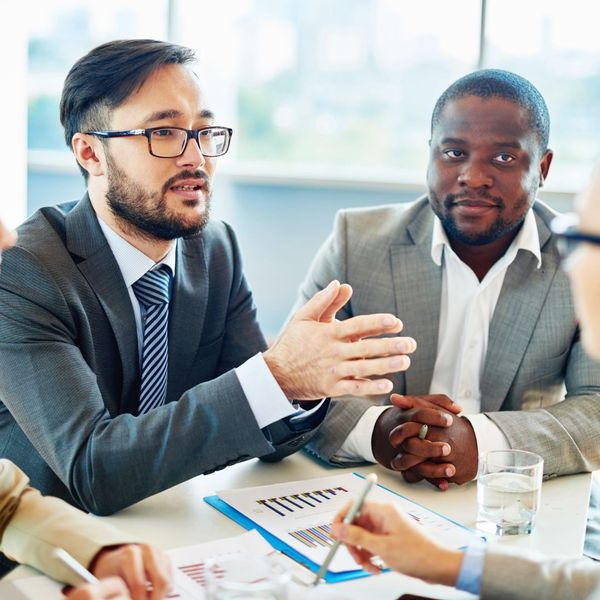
[0,196,323,515]
[297,197,600,477]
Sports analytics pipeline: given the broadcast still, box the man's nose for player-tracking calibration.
[457,160,493,188]
[175,136,206,169]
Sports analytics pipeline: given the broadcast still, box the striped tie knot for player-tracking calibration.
[132,265,171,307]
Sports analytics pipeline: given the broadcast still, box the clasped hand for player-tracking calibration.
[372,394,478,490]
[264,281,417,399]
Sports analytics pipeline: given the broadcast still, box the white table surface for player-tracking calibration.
[7,453,592,599]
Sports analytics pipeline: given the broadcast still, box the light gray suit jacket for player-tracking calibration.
[297,197,600,476]
[0,196,324,515]
[481,544,600,599]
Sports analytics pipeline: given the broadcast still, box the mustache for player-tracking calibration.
[162,170,211,195]
[444,191,504,209]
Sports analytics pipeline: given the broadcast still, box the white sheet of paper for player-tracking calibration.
[218,472,480,573]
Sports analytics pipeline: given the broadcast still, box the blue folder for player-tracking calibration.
[204,472,481,584]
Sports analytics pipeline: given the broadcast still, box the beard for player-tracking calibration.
[429,189,531,246]
[105,154,212,241]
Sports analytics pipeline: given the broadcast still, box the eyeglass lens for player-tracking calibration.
[150,128,229,157]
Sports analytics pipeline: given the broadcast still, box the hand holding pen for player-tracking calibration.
[331,499,464,585]
[312,473,377,585]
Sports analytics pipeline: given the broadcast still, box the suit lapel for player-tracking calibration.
[166,236,209,403]
[65,195,139,414]
[481,211,559,411]
[390,203,442,395]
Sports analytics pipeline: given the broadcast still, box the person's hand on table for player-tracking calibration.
[264,280,417,400]
[89,543,172,600]
[65,577,130,599]
[379,394,478,490]
[331,500,463,586]
[371,394,463,490]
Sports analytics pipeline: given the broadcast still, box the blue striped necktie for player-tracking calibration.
[132,265,172,414]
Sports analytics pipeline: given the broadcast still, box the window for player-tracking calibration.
[485,0,600,189]
[176,0,480,182]
[28,0,168,153]
[27,1,599,192]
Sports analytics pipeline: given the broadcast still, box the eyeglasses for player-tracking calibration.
[550,213,600,262]
[85,126,233,158]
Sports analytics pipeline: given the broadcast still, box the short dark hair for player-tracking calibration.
[60,39,196,178]
[431,69,550,152]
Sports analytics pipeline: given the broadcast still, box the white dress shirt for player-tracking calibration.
[337,208,542,465]
[97,216,296,428]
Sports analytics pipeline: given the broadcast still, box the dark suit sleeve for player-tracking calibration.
[0,242,277,515]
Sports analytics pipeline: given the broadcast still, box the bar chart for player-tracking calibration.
[288,523,335,548]
[256,486,348,517]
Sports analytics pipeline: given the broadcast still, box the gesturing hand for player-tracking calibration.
[91,544,172,600]
[264,280,417,400]
[331,500,463,586]
[387,394,478,489]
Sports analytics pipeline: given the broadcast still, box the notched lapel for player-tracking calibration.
[166,238,208,402]
[65,196,139,414]
[481,250,559,412]
[390,208,442,395]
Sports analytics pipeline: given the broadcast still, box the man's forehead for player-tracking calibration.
[139,108,215,126]
[434,95,532,139]
[111,64,213,124]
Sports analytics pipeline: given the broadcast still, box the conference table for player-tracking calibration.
[7,452,592,599]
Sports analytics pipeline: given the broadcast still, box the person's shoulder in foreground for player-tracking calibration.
[0,458,172,598]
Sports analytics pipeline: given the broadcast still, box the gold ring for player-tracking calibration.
[418,424,428,440]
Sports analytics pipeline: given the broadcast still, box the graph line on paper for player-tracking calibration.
[256,486,348,517]
[177,561,225,588]
[288,523,335,549]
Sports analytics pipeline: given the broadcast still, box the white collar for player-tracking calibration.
[430,206,542,269]
[97,216,177,287]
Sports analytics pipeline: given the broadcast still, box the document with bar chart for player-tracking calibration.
[205,472,480,580]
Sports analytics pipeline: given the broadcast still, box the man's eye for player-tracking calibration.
[495,153,515,164]
[442,149,463,159]
[154,129,174,137]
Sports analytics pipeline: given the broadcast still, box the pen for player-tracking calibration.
[53,547,99,585]
[312,473,377,586]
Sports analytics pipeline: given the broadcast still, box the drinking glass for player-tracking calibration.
[476,449,543,535]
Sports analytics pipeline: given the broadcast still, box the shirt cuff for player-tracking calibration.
[455,541,486,596]
[235,353,297,429]
[464,413,511,479]
[334,405,390,463]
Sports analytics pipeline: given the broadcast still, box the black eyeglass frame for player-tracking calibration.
[550,213,600,248]
[85,126,233,158]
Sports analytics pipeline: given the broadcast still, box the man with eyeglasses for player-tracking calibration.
[0,39,417,521]
[295,69,600,554]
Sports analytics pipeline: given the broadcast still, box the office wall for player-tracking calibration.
[27,169,572,339]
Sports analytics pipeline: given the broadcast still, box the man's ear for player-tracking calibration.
[72,133,105,177]
[539,149,553,188]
